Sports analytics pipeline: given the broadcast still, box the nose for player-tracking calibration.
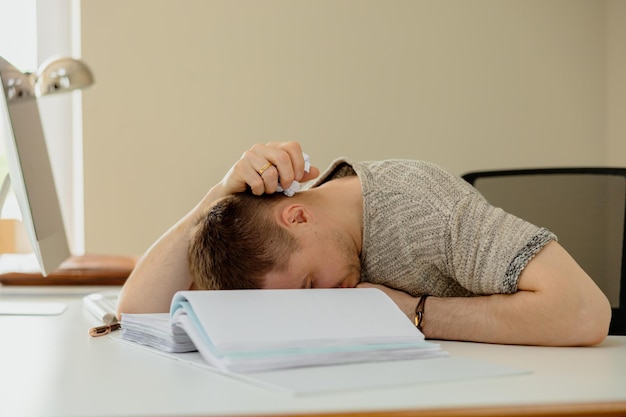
[339,277,358,288]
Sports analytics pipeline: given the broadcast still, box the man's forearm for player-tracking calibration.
[383,288,609,347]
[421,286,608,347]
[116,216,195,316]
[116,185,226,317]
[370,286,556,345]
[421,293,571,346]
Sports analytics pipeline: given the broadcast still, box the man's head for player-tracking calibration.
[188,192,297,290]
[188,189,362,291]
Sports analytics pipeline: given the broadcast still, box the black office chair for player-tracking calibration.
[462,168,626,335]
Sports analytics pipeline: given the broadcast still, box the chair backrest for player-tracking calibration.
[462,168,626,335]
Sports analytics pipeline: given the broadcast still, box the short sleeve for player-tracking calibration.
[447,192,556,294]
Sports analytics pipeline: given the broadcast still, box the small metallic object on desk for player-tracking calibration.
[89,322,121,337]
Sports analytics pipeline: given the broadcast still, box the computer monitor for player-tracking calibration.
[0,56,71,275]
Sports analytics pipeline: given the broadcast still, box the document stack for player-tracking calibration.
[120,288,446,373]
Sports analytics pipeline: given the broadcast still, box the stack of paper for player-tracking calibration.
[120,288,446,373]
[121,313,196,353]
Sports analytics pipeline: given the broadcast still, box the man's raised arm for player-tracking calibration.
[116,141,319,317]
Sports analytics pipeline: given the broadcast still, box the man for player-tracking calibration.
[117,141,611,346]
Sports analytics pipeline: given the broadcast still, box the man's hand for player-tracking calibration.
[219,141,320,196]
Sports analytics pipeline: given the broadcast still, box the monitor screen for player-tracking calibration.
[0,57,70,275]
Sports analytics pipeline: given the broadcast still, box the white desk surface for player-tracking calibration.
[1,287,625,417]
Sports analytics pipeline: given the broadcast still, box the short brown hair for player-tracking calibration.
[187,192,299,290]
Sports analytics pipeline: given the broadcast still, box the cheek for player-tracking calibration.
[316,264,349,288]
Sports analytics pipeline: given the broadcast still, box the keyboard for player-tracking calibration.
[83,291,119,324]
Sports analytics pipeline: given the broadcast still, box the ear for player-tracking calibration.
[276,203,313,228]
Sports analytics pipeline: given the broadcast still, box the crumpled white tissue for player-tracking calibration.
[276,153,310,197]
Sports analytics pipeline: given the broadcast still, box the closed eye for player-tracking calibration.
[302,276,313,289]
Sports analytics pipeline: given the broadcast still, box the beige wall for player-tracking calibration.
[81,0,621,255]
[607,0,626,166]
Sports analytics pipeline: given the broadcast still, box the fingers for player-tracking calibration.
[254,163,280,195]
[255,141,300,187]
[265,141,305,182]
[302,166,320,182]
[227,141,319,196]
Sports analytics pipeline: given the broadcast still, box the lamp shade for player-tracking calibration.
[35,57,94,96]
[0,57,36,101]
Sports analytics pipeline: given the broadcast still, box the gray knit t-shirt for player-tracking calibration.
[308,158,556,297]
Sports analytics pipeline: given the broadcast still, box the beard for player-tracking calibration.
[330,227,362,287]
